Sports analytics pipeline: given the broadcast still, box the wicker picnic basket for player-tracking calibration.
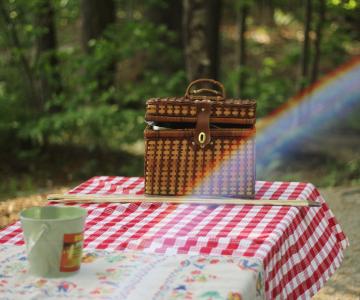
[144,79,256,198]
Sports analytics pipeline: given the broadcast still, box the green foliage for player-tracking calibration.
[320,157,360,187]
[224,57,293,117]
[0,0,359,191]
[36,21,185,149]
[0,1,186,153]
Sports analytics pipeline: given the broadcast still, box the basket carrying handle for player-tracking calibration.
[185,78,226,100]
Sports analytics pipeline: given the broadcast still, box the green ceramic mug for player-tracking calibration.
[20,206,87,278]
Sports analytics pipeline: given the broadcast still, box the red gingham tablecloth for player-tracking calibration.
[0,176,348,299]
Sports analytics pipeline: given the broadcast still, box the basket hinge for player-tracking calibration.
[194,101,212,149]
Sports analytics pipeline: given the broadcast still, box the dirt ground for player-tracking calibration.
[312,186,360,300]
[0,185,359,299]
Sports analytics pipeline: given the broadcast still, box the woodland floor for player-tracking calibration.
[312,186,360,300]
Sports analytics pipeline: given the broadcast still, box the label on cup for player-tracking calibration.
[60,232,84,272]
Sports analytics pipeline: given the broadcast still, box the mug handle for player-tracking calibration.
[27,223,50,256]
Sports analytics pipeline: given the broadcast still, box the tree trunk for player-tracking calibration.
[147,0,182,44]
[207,0,222,80]
[299,0,312,90]
[35,0,61,111]
[311,0,325,84]
[236,4,249,97]
[183,0,222,81]
[254,0,274,26]
[0,2,36,108]
[80,0,116,52]
[80,0,116,93]
[146,0,184,69]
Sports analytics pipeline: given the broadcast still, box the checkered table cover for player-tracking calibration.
[0,176,348,299]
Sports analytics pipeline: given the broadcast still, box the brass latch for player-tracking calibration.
[194,101,211,148]
[198,132,206,144]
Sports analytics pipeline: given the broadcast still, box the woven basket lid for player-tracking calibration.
[146,79,256,125]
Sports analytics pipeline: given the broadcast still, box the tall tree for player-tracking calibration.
[311,0,326,84]
[35,0,61,111]
[299,0,312,90]
[183,0,222,81]
[0,1,36,107]
[147,0,183,48]
[207,0,222,80]
[80,0,116,91]
[236,2,249,97]
[146,0,184,71]
[254,0,274,26]
[80,0,116,52]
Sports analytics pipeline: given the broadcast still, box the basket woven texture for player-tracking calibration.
[144,79,256,198]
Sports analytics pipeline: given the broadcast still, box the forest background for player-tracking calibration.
[0,1,359,298]
[0,0,359,196]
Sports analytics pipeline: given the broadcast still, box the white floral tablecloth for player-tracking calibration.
[0,245,264,300]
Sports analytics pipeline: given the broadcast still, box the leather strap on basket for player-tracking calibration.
[185,79,227,148]
[185,78,226,100]
[194,101,212,148]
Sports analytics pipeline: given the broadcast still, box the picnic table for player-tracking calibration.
[0,176,348,299]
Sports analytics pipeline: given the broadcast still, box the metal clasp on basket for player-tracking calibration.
[194,101,212,149]
[198,132,206,145]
